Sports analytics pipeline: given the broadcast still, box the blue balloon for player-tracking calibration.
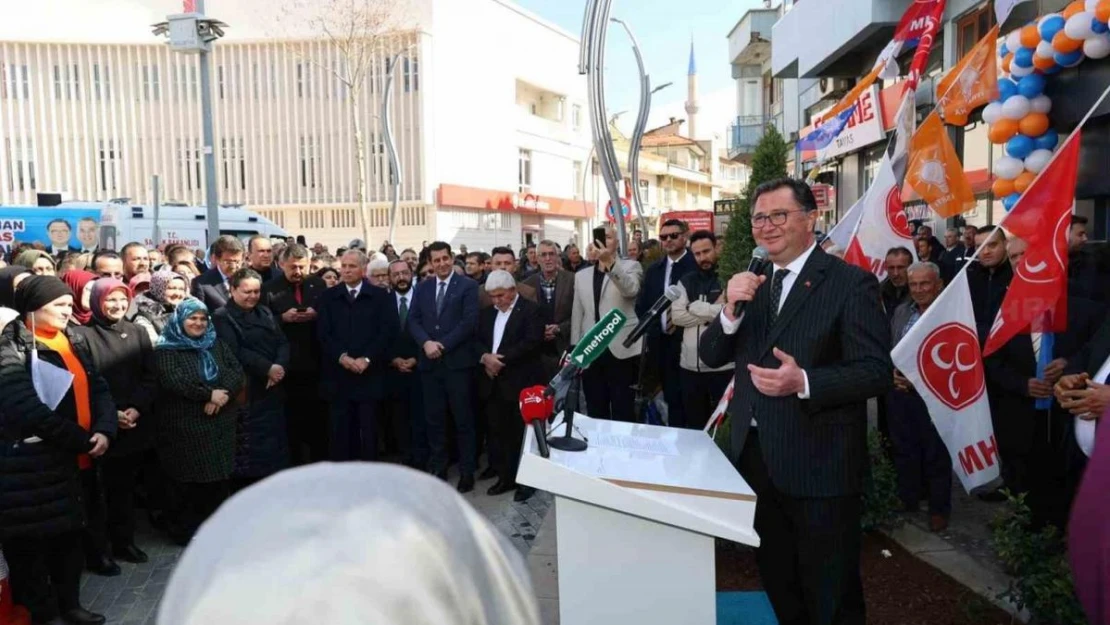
[1003,193,1022,211]
[999,78,1019,101]
[1035,129,1059,151]
[1018,74,1046,98]
[1014,47,1035,67]
[1006,135,1036,160]
[1093,19,1109,34]
[1000,42,1010,57]
[1039,15,1067,41]
[1055,49,1084,67]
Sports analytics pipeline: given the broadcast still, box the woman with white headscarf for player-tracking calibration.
[157,463,542,625]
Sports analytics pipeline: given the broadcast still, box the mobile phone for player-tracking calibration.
[592,226,607,248]
[296,306,308,312]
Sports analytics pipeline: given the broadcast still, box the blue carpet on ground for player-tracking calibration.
[717,591,779,625]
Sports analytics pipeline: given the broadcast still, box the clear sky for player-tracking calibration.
[514,0,764,137]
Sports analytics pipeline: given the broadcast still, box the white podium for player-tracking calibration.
[517,413,759,625]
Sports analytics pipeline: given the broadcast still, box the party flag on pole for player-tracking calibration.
[937,26,1000,126]
[906,112,977,217]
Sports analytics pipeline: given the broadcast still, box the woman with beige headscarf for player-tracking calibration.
[157,463,541,625]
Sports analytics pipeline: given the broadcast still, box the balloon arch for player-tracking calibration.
[986,0,1110,210]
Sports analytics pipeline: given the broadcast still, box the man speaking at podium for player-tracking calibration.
[700,178,892,625]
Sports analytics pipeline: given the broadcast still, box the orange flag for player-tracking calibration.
[936,26,999,126]
[906,112,976,218]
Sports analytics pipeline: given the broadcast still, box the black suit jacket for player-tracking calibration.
[984,297,1103,452]
[193,268,231,311]
[637,252,696,353]
[476,297,546,402]
[315,281,398,401]
[699,246,893,498]
[1065,313,1110,379]
[262,275,328,373]
[523,269,576,357]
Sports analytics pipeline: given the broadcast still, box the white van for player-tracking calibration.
[56,199,288,251]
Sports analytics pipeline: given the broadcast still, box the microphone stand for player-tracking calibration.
[548,368,588,452]
[631,338,652,423]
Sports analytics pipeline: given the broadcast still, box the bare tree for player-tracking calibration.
[275,0,414,246]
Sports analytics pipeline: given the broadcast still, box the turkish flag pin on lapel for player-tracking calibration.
[804,280,811,288]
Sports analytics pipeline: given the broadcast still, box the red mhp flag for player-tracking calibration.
[844,236,871,274]
[183,0,196,12]
[982,131,1081,357]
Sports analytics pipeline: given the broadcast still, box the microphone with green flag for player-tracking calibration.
[544,308,628,453]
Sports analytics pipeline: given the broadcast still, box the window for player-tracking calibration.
[403,57,419,92]
[98,140,120,191]
[957,4,996,58]
[300,136,317,188]
[218,65,225,99]
[638,179,650,203]
[222,138,246,191]
[178,138,201,190]
[572,160,583,199]
[93,65,111,100]
[297,63,311,98]
[2,65,29,100]
[572,104,582,130]
[518,149,532,193]
[142,65,160,101]
[660,186,673,208]
[5,139,36,192]
[252,63,260,99]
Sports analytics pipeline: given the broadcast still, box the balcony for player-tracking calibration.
[728,8,779,67]
[728,113,783,161]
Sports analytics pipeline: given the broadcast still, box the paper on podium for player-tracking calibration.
[518,413,759,546]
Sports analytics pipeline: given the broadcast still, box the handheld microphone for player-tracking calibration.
[732,246,770,318]
[622,284,683,348]
[520,386,553,458]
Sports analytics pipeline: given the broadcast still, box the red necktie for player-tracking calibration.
[293,283,303,305]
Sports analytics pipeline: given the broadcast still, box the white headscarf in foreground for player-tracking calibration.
[156,464,542,625]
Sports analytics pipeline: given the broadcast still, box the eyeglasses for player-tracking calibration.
[751,209,806,228]
[659,232,685,241]
[538,251,558,258]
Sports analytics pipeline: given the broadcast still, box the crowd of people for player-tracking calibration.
[0,220,709,625]
[1,187,1107,625]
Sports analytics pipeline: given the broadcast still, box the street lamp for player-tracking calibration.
[383,53,404,246]
[611,16,669,239]
[153,0,227,248]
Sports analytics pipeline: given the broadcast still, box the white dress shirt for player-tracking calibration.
[492,295,519,354]
[395,290,411,313]
[720,242,818,414]
[661,250,688,331]
[347,283,362,299]
[1076,353,1110,457]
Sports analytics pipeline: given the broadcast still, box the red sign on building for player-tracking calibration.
[660,210,713,234]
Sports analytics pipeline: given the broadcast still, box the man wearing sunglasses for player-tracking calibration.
[636,218,695,427]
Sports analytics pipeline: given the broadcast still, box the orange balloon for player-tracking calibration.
[1098,0,1110,23]
[1003,52,1015,73]
[1020,24,1042,48]
[1053,31,1084,54]
[1014,172,1037,193]
[993,178,1016,197]
[1063,0,1087,18]
[1020,112,1051,137]
[989,119,1020,144]
[1033,54,1057,71]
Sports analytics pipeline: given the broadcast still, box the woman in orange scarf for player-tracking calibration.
[0,275,117,625]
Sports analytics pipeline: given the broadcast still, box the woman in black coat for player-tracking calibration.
[73,279,159,566]
[0,276,116,625]
[213,268,291,490]
[129,269,190,343]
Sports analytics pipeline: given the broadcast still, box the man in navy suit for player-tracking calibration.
[316,249,397,461]
[384,258,428,470]
[192,235,245,311]
[637,218,696,426]
[408,241,481,492]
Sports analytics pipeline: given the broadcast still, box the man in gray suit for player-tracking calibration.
[571,225,643,422]
[701,178,892,625]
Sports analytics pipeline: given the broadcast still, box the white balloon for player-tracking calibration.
[1084,33,1110,59]
[994,156,1025,180]
[982,102,1004,124]
[1086,0,1100,10]
[1024,149,1054,174]
[1065,12,1097,40]
[1002,94,1032,119]
[1030,94,1053,114]
[1036,40,1056,58]
[1006,30,1023,54]
[1010,62,1034,77]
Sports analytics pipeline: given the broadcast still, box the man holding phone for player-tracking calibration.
[262,244,329,465]
[571,225,644,422]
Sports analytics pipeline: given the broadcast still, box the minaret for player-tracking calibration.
[685,39,699,139]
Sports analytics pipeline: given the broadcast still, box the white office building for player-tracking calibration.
[0,0,595,251]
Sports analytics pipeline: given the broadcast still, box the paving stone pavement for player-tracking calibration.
[80,465,554,625]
